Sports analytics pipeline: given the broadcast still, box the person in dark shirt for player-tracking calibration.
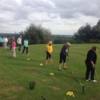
[59,42,71,70]
[85,46,97,82]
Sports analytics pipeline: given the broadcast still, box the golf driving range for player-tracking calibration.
[0,44,100,100]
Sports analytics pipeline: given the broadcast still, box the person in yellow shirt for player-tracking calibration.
[45,41,53,64]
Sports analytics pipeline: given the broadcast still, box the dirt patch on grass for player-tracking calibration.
[2,85,24,93]
[0,80,24,97]
[41,79,47,82]
[49,86,61,91]
[90,94,100,100]
[41,78,54,84]
[7,95,17,100]
[0,80,10,85]
[23,67,40,74]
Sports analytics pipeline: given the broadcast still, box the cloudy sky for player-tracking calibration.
[0,0,99,35]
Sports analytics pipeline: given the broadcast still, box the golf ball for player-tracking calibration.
[40,63,43,66]
[50,73,54,76]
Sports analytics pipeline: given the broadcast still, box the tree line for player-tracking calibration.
[74,20,100,43]
[22,24,74,44]
[22,20,100,44]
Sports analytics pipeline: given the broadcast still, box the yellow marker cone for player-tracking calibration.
[66,91,75,97]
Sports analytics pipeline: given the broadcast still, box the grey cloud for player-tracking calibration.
[0,0,100,20]
[51,0,100,18]
[0,0,100,34]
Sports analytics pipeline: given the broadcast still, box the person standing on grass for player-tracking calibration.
[85,46,97,82]
[8,37,13,50]
[11,37,16,58]
[22,38,29,55]
[3,37,8,48]
[59,42,71,70]
[17,35,22,52]
[45,41,53,64]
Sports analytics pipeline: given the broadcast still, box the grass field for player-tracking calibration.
[0,44,100,100]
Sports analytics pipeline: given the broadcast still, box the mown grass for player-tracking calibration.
[0,44,100,100]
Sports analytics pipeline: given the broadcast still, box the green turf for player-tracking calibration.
[0,44,100,100]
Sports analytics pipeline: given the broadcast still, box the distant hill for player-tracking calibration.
[52,35,72,37]
[52,35,73,44]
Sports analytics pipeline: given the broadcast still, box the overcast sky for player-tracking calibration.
[0,0,99,35]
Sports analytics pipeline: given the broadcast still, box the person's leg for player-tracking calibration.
[22,46,25,53]
[4,42,6,48]
[18,44,20,51]
[13,48,16,57]
[18,44,21,51]
[85,63,91,80]
[26,47,28,54]
[12,48,16,57]
[27,47,29,54]
[5,42,7,48]
[12,48,14,57]
[49,53,53,63]
[10,43,12,50]
[59,54,63,70]
[91,66,95,80]
[45,51,49,64]
[63,55,67,69]
[20,44,22,51]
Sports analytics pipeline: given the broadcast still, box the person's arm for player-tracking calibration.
[91,61,95,68]
[87,50,94,67]
[94,53,97,64]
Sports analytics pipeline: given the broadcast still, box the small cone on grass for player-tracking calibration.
[49,72,55,76]
[66,91,75,97]
[40,63,43,66]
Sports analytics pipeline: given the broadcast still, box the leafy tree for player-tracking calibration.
[23,24,52,44]
[74,24,91,42]
[74,20,100,43]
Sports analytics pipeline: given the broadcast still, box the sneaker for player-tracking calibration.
[92,80,97,83]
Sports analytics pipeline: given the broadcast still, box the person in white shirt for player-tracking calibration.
[17,35,22,52]
[3,37,8,48]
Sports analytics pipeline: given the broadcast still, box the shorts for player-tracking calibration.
[46,51,51,60]
[59,53,66,63]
